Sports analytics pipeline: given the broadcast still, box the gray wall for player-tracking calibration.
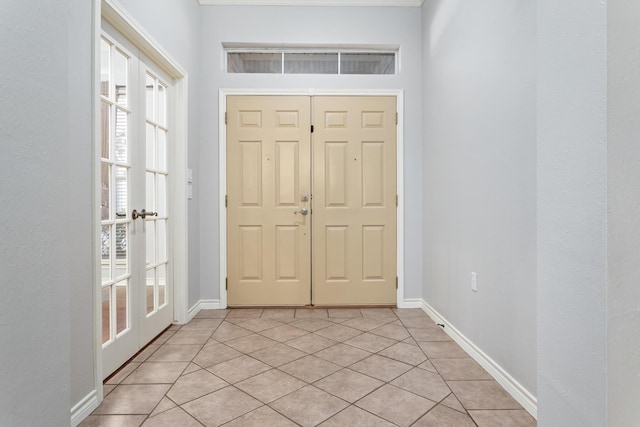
[0,1,79,424]
[537,1,607,425]
[69,0,96,410]
[198,5,424,301]
[607,0,640,425]
[421,0,537,397]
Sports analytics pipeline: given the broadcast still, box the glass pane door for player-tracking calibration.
[100,35,139,377]
[139,62,173,345]
[144,72,169,317]
[99,28,174,379]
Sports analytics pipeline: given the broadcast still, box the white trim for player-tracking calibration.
[172,75,190,325]
[186,300,224,322]
[420,300,538,419]
[70,390,99,427]
[187,301,201,323]
[395,92,405,308]
[223,42,400,51]
[199,0,423,6]
[399,298,423,309]
[102,0,187,79]
[199,299,223,309]
[219,88,405,308]
[219,90,228,308]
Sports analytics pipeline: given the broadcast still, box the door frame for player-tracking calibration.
[219,88,406,308]
[91,0,189,402]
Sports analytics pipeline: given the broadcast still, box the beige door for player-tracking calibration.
[312,96,397,305]
[227,96,312,305]
[227,95,396,306]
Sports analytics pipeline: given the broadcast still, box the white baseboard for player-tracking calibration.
[186,299,223,322]
[399,298,424,309]
[200,299,223,309]
[70,390,99,427]
[420,299,538,419]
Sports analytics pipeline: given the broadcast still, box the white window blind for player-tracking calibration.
[227,49,396,75]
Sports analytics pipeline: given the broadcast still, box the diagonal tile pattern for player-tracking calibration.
[81,308,536,426]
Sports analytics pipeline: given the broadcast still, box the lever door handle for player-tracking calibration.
[132,209,158,220]
[294,208,309,216]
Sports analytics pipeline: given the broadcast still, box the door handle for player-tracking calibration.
[294,208,308,216]
[132,209,158,220]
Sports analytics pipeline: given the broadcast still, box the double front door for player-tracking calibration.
[227,95,397,306]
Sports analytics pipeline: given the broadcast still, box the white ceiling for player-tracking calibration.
[197,0,423,6]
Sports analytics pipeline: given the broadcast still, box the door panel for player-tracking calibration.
[100,31,139,378]
[312,96,397,305]
[227,96,311,306]
[139,62,173,346]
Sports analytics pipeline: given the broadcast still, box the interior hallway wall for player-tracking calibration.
[421,0,537,398]
[0,1,80,424]
[116,0,203,309]
[198,5,424,302]
[537,1,607,425]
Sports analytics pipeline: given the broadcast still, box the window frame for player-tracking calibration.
[225,47,398,75]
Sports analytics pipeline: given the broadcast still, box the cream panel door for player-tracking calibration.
[312,96,397,305]
[227,96,311,305]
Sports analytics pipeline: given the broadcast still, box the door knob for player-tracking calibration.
[132,209,158,220]
[294,208,309,216]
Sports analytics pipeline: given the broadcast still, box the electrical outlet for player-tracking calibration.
[471,272,477,292]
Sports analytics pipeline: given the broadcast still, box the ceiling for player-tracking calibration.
[197,0,423,6]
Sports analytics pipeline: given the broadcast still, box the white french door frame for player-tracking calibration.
[218,88,405,308]
[92,0,189,403]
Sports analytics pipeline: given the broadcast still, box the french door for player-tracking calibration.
[100,25,173,378]
[226,95,397,306]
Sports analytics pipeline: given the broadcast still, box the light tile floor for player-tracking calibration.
[82,308,536,427]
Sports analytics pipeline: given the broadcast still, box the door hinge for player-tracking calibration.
[225,277,228,290]
[311,125,314,133]
[396,276,398,289]
[396,112,398,125]
[396,195,398,207]
[225,195,228,208]
[225,112,227,125]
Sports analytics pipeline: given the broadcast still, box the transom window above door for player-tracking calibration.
[225,45,398,75]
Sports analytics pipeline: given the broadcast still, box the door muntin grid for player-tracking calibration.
[100,36,131,345]
[144,72,169,316]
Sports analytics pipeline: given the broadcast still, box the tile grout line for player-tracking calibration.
[139,311,231,425]
[86,308,531,426]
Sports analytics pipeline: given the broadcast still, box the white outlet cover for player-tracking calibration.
[471,272,477,292]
